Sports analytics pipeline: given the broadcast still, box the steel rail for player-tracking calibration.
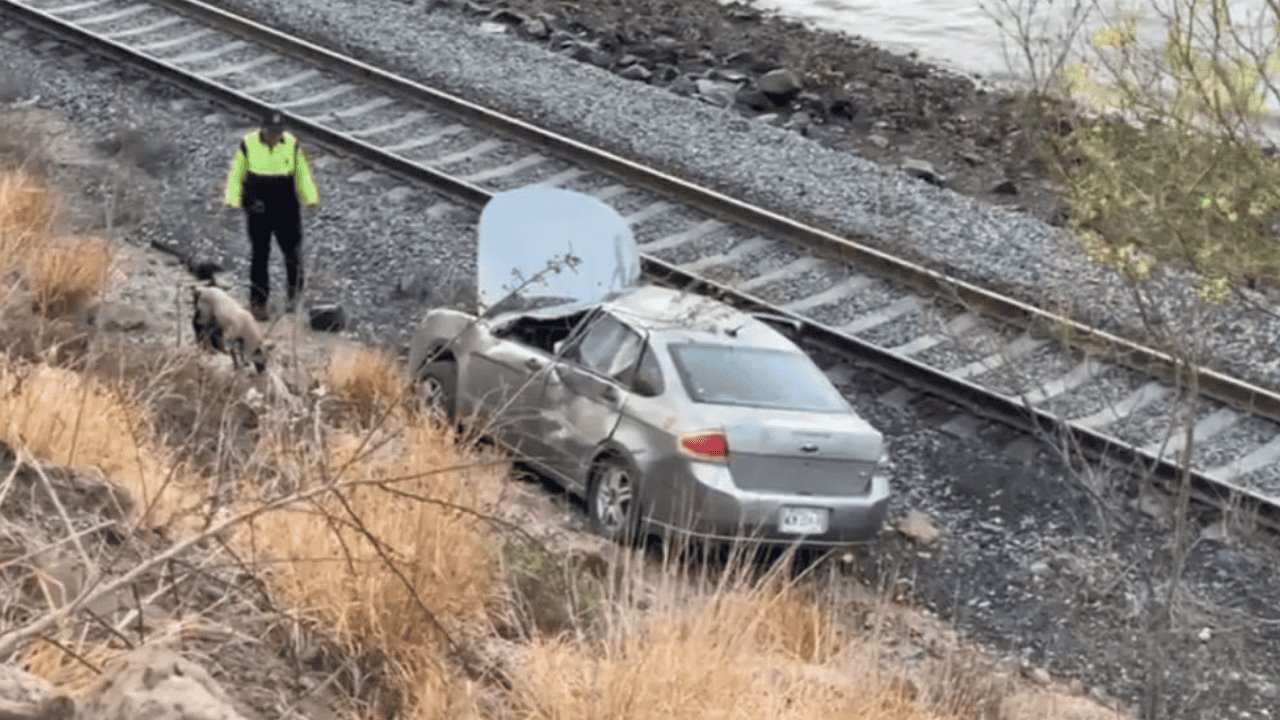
[3,0,1277,529]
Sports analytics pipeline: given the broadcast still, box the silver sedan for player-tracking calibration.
[407,186,891,547]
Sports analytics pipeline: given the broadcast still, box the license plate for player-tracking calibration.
[778,507,829,535]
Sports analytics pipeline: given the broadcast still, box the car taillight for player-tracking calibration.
[679,431,728,462]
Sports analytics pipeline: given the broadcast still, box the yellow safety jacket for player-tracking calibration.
[223,130,319,210]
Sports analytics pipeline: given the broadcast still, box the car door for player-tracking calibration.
[539,311,645,489]
[463,332,559,459]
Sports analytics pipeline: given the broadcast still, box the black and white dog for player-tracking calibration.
[189,283,271,373]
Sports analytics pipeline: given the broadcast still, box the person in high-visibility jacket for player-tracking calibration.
[223,111,319,320]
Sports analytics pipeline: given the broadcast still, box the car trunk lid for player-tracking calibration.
[722,413,883,496]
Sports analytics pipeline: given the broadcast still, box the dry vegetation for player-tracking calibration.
[0,141,1126,720]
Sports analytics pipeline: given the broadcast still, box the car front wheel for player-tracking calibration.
[587,453,642,546]
[417,359,457,421]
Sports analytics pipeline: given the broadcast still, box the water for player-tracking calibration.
[744,0,1280,135]
[746,0,1278,87]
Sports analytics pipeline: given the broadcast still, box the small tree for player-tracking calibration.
[988,3,1280,718]
[1050,0,1280,300]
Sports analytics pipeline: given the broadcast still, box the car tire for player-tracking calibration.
[587,453,642,546]
[417,359,457,421]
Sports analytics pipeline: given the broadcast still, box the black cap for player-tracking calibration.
[262,111,285,133]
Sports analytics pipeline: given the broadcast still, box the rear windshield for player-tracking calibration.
[667,343,849,413]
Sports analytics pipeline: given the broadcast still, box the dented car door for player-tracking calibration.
[464,337,556,459]
[539,312,645,488]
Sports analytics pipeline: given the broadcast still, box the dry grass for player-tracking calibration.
[507,566,956,720]
[19,637,117,696]
[322,344,407,425]
[0,361,189,530]
[240,417,508,715]
[0,168,57,305]
[25,234,114,318]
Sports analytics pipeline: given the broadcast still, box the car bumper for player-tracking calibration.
[643,461,892,546]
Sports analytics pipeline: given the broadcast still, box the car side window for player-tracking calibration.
[572,313,643,383]
[632,342,664,397]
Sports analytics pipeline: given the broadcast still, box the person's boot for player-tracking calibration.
[250,304,269,322]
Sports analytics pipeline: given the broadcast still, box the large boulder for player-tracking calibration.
[757,68,803,105]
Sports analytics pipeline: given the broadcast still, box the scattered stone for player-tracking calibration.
[309,302,348,333]
[992,179,1018,195]
[463,0,490,13]
[734,86,774,112]
[867,133,890,150]
[901,157,945,186]
[619,64,652,82]
[712,67,750,84]
[383,185,416,203]
[757,67,803,104]
[347,169,379,184]
[897,510,940,545]
[479,20,508,34]
[694,79,737,107]
[1026,666,1053,686]
[1198,627,1213,642]
[80,646,251,720]
[520,17,550,39]
[487,8,524,24]
[1029,560,1050,576]
[785,110,813,131]
[824,88,860,119]
[961,150,986,166]
[567,41,598,63]
[669,76,698,96]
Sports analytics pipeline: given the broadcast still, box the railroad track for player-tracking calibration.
[4,0,1280,528]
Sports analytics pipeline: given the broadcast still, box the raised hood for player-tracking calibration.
[476,186,642,313]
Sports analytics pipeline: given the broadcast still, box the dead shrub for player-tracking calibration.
[240,417,507,713]
[19,636,117,695]
[25,234,113,318]
[0,362,188,530]
[0,169,56,304]
[322,344,406,425]
[509,573,959,720]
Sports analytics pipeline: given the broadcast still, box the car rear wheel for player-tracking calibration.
[417,359,457,421]
[588,454,641,545]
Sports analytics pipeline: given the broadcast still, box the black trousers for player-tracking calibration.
[246,202,303,312]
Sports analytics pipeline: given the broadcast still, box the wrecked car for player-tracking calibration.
[406,186,892,546]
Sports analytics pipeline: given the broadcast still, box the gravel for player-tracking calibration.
[800,276,901,324]
[1040,364,1150,421]
[207,0,1280,394]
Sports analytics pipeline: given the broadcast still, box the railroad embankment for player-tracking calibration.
[0,111,1130,719]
